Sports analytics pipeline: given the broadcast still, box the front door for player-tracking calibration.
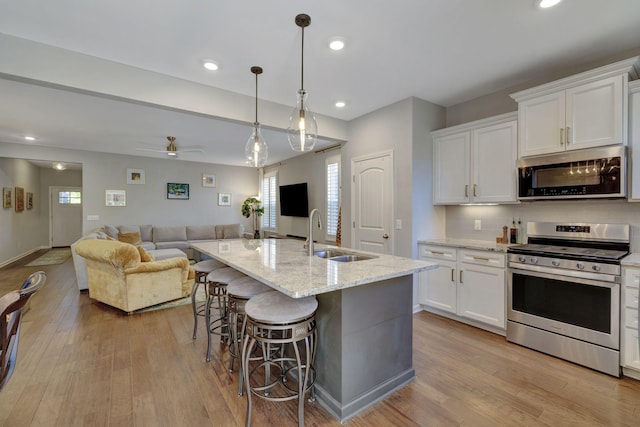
[50,186,82,247]
[352,151,393,255]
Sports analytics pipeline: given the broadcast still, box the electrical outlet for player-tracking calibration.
[474,219,481,230]
[395,219,402,230]
[87,215,99,221]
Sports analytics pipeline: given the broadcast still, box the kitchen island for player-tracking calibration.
[191,238,437,422]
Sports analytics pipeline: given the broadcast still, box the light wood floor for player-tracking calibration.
[2,251,640,426]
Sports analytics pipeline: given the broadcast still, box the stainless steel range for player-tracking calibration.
[507,222,630,377]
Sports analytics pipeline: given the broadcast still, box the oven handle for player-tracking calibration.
[509,264,619,286]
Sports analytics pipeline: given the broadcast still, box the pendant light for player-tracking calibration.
[245,66,268,167]
[288,13,318,152]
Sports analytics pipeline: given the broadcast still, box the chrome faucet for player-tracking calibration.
[307,208,323,256]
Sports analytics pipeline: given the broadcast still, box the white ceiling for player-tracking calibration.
[1,0,639,167]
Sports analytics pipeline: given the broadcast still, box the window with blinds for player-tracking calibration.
[326,155,340,237]
[262,172,277,230]
[58,191,82,205]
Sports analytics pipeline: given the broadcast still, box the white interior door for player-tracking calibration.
[50,186,82,247]
[352,151,393,255]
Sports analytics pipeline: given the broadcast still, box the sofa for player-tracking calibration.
[74,239,195,313]
[72,223,246,291]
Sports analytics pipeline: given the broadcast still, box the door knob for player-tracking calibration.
[382,234,389,239]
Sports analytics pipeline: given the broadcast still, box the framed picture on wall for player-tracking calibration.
[2,187,11,209]
[26,192,33,209]
[126,168,146,184]
[167,183,189,200]
[15,187,24,212]
[105,189,126,206]
[218,193,231,206]
[202,173,216,188]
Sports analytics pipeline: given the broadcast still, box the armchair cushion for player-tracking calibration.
[137,246,155,262]
[118,231,142,245]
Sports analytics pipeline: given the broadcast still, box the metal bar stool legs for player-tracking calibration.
[192,259,226,339]
[242,291,318,427]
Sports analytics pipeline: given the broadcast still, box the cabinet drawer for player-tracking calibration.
[625,307,639,329]
[623,327,640,369]
[459,249,505,268]
[624,286,639,310]
[419,244,457,261]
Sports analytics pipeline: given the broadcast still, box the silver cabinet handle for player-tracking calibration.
[382,234,389,239]
[451,269,455,282]
[459,270,463,284]
[431,251,445,255]
[560,128,564,145]
[566,126,571,144]
[465,185,469,197]
[472,256,490,262]
[473,184,477,197]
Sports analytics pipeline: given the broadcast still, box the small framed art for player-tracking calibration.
[202,174,216,188]
[126,168,145,184]
[15,187,24,212]
[2,187,11,209]
[167,183,189,200]
[105,190,126,206]
[26,192,33,209]
[218,193,231,206]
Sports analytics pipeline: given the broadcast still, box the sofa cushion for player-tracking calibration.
[139,224,153,242]
[187,225,216,241]
[138,241,156,251]
[118,231,142,245]
[221,224,242,239]
[104,224,119,240]
[154,226,187,243]
[155,241,191,250]
[137,246,155,262]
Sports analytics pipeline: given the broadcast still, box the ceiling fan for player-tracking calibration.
[136,136,204,157]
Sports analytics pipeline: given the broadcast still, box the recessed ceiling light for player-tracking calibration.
[538,0,562,8]
[53,163,66,170]
[203,60,219,71]
[335,101,346,108]
[24,136,35,141]
[329,38,345,51]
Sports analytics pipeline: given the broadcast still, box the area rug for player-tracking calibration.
[133,286,206,314]
[25,248,72,266]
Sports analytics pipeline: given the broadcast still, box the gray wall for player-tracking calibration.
[0,141,258,265]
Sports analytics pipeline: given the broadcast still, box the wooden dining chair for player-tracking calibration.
[0,271,46,392]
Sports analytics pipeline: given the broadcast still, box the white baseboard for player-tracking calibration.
[0,246,50,269]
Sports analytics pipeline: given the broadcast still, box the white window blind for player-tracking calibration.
[326,157,340,237]
[262,172,277,229]
[59,191,81,205]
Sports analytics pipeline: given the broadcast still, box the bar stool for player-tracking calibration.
[242,291,318,427]
[192,258,227,339]
[226,276,273,396]
[205,267,247,362]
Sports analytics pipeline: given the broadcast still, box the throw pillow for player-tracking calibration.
[118,231,142,245]
[137,246,155,262]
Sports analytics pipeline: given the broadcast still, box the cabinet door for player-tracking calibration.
[628,84,640,199]
[623,328,640,370]
[518,91,565,157]
[565,76,624,150]
[471,120,517,203]
[433,132,470,204]
[457,263,505,328]
[418,260,457,314]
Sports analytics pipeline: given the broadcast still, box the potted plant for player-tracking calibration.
[241,197,264,239]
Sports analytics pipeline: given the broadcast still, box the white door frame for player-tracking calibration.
[350,149,394,255]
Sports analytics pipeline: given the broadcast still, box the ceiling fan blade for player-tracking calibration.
[176,145,205,153]
[135,147,168,153]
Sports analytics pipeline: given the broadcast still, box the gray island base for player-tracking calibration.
[191,239,436,422]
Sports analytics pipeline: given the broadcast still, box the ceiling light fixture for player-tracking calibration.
[288,13,318,153]
[203,60,219,71]
[538,0,562,8]
[53,163,66,170]
[245,66,268,168]
[329,38,345,51]
[335,101,346,108]
[24,136,35,141]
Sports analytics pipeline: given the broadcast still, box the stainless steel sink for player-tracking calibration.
[314,250,376,262]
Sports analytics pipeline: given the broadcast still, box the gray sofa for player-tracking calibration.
[72,223,246,291]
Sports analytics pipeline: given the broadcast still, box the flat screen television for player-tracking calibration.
[279,183,309,217]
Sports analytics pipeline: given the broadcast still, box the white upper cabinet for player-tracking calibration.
[629,81,640,200]
[432,112,517,205]
[512,57,639,158]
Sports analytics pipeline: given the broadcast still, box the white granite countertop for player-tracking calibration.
[192,238,438,298]
[418,238,516,252]
[622,253,640,267]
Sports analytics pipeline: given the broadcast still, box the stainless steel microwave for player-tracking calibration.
[517,146,626,200]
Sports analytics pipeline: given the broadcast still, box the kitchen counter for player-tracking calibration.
[622,253,640,267]
[191,238,437,422]
[418,237,515,252]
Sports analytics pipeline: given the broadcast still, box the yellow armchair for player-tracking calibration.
[74,239,194,313]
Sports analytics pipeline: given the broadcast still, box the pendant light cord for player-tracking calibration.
[300,26,305,91]
[255,72,259,125]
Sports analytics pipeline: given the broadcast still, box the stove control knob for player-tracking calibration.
[552,260,560,267]
[518,256,526,263]
[530,257,538,264]
[592,265,601,272]
[577,262,585,270]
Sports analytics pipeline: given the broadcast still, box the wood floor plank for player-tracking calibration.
[2,254,640,426]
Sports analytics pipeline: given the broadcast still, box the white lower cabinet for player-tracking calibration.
[622,267,640,377]
[418,243,506,331]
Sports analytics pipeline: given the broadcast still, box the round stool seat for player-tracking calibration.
[227,277,272,298]
[246,291,318,324]
[207,267,246,285]
[194,258,226,273]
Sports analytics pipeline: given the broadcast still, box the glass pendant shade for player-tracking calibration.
[245,123,268,167]
[287,89,318,152]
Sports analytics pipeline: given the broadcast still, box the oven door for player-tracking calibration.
[508,266,620,350]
